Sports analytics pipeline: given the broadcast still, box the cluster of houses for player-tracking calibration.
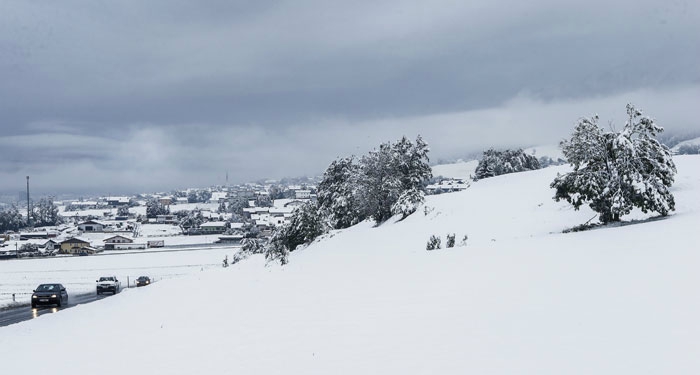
[1,180,321,260]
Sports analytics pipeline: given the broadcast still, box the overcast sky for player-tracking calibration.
[1,0,698,196]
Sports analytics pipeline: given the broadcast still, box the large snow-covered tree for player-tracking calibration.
[317,156,363,229]
[551,104,676,223]
[357,135,432,223]
[317,135,431,227]
[146,198,169,218]
[31,198,62,227]
[0,205,26,232]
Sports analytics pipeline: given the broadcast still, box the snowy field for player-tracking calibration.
[0,246,239,308]
[0,156,698,374]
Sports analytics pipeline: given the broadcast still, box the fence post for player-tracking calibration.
[12,293,15,302]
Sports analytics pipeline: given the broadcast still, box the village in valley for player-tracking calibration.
[0,179,321,259]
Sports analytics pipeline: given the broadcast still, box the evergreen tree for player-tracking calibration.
[551,104,676,223]
[317,156,364,229]
[279,202,327,251]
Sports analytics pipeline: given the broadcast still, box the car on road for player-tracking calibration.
[96,276,121,295]
[31,284,68,308]
[135,276,151,287]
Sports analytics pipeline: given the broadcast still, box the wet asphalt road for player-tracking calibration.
[0,291,114,327]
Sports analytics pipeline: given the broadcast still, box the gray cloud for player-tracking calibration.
[0,0,698,195]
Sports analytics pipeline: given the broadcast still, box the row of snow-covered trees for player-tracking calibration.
[473,148,540,181]
[318,135,432,228]
[262,136,432,264]
[0,198,63,231]
[258,105,679,264]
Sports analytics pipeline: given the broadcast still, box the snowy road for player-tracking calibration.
[0,291,114,327]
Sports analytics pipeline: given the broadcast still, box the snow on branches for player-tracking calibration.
[551,104,676,224]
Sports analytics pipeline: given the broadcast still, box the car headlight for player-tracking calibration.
[32,295,37,299]
[51,294,57,298]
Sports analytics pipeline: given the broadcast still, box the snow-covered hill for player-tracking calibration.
[672,137,700,153]
[2,156,699,374]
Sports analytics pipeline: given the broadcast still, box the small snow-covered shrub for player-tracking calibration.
[458,235,468,247]
[426,235,441,251]
[446,233,455,248]
[241,238,265,254]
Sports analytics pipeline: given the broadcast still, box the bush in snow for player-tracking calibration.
[426,235,441,251]
[19,243,39,253]
[117,206,130,217]
[473,148,540,181]
[446,233,456,248]
[458,235,468,247]
[551,104,677,224]
[264,230,290,265]
[241,238,265,254]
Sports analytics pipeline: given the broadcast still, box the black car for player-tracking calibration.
[31,284,68,308]
[135,276,151,287]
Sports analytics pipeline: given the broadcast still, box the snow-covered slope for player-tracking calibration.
[431,159,478,179]
[2,156,699,374]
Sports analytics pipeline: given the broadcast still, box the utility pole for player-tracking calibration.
[26,176,31,226]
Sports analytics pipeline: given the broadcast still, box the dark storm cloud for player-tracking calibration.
[0,0,698,194]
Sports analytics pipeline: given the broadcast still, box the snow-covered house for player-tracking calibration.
[78,220,105,232]
[60,237,91,254]
[294,190,311,199]
[103,235,149,250]
[209,192,228,203]
[200,221,228,234]
[106,197,130,206]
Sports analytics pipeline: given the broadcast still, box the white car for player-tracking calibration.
[96,276,121,295]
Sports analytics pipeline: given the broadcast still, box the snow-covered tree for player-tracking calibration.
[241,237,265,254]
[178,209,204,229]
[31,198,62,227]
[279,202,327,251]
[146,199,169,218]
[551,104,676,223]
[676,144,700,155]
[117,206,130,217]
[265,230,290,265]
[317,156,364,229]
[0,205,26,232]
[473,148,540,181]
[391,187,424,219]
[357,136,431,223]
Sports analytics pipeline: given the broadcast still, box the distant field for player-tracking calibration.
[0,246,239,308]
